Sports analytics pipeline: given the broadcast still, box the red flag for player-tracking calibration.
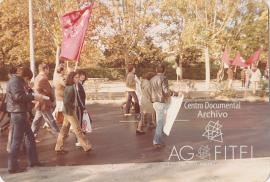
[60,4,94,61]
[231,52,248,67]
[221,48,231,65]
[245,50,261,65]
[231,52,240,65]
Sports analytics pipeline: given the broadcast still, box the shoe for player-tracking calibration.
[35,139,41,143]
[135,113,141,120]
[120,105,124,111]
[85,147,92,153]
[55,150,69,155]
[136,130,146,135]
[8,168,27,174]
[30,162,44,167]
[75,142,82,147]
[153,144,165,149]
[149,123,156,129]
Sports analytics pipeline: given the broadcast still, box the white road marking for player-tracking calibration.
[175,119,190,122]
[119,120,139,123]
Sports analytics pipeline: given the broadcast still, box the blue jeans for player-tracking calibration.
[31,110,59,136]
[8,112,39,170]
[153,102,167,145]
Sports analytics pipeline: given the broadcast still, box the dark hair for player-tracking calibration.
[127,64,135,73]
[143,72,155,80]
[10,63,24,75]
[57,67,64,74]
[156,64,166,73]
[38,63,49,72]
[9,66,17,75]
[66,71,78,86]
[59,60,65,64]
[77,70,87,77]
[21,67,33,79]
[77,70,87,83]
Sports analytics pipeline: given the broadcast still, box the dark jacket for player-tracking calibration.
[6,75,34,113]
[77,82,86,108]
[63,85,76,115]
[150,73,172,103]
[75,83,86,124]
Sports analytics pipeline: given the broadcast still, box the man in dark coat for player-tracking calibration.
[6,66,43,174]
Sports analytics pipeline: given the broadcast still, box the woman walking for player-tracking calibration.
[55,72,92,154]
[75,70,87,128]
[74,70,88,147]
[136,72,156,135]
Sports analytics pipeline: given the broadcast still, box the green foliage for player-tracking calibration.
[260,79,269,91]
[0,0,268,81]
[0,1,29,65]
[160,0,268,65]
[80,67,126,80]
[99,37,168,69]
[182,47,203,63]
[220,89,238,98]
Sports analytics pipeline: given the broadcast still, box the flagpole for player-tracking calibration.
[266,0,270,102]
[67,61,69,72]
[75,61,79,71]
[29,0,35,79]
[264,0,270,102]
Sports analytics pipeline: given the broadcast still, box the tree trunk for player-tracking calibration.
[204,47,210,89]
[213,0,217,30]
[0,48,5,67]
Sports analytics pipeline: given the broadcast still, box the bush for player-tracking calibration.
[80,67,126,80]
[0,62,222,81]
[219,89,238,98]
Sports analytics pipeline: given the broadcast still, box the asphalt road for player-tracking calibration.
[0,101,269,168]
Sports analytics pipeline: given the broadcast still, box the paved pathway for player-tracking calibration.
[0,101,269,169]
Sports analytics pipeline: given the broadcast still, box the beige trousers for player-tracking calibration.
[55,112,91,152]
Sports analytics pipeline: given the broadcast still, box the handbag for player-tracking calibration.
[81,111,92,133]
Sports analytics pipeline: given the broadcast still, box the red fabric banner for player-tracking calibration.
[232,52,248,67]
[60,4,94,61]
[221,48,231,65]
[221,49,261,68]
[245,50,261,65]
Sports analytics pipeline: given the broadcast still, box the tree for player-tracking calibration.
[159,0,268,84]
[0,0,268,81]
[0,0,30,67]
